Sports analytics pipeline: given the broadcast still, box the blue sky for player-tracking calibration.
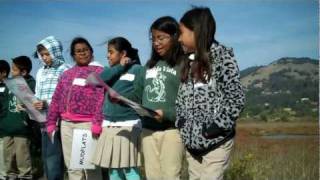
[0,0,318,76]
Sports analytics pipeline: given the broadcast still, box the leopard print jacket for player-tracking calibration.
[175,43,245,154]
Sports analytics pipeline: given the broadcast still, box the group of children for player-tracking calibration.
[0,7,245,180]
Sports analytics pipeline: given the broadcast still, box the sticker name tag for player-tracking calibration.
[194,82,206,88]
[0,87,5,92]
[146,69,157,79]
[72,78,86,86]
[120,73,135,81]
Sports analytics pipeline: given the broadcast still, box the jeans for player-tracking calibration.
[41,130,64,180]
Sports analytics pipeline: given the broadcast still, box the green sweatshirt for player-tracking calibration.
[100,64,143,122]
[0,75,35,138]
[127,60,182,130]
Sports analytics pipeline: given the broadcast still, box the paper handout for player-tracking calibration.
[4,77,46,122]
[86,72,158,118]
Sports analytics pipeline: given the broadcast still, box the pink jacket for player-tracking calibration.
[46,65,104,134]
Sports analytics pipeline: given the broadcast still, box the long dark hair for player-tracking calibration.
[180,6,218,83]
[108,37,141,65]
[146,16,183,68]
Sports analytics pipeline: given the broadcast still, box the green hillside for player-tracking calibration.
[240,57,319,121]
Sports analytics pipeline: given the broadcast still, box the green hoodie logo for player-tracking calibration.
[145,72,167,102]
[9,95,19,113]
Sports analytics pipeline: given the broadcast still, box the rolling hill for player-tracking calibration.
[239,57,319,121]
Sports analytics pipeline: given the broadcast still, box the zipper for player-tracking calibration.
[190,78,195,146]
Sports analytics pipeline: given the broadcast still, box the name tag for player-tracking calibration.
[194,82,206,88]
[194,78,215,89]
[120,73,135,81]
[0,87,5,92]
[72,78,86,86]
[146,69,157,79]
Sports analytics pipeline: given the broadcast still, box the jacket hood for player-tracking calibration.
[37,36,65,67]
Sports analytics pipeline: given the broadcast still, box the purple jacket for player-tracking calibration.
[46,64,104,134]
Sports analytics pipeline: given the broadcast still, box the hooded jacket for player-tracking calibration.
[175,43,245,156]
[46,63,105,135]
[35,36,69,106]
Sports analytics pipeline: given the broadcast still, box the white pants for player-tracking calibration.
[187,139,234,180]
[141,129,185,180]
[0,138,5,178]
[60,121,102,180]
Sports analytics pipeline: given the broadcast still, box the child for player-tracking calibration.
[46,37,103,180]
[175,7,245,180]
[0,56,35,180]
[32,36,69,180]
[92,37,143,180]
[0,60,10,180]
[127,16,185,180]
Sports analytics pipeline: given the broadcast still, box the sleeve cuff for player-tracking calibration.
[47,125,56,133]
[91,124,102,135]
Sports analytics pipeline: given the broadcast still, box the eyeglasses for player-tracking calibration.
[74,48,90,54]
[150,35,171,44]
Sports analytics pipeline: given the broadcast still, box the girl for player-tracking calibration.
[92,37,143,180]
[33,36,69,180]
[176,7,245,180]
[46,37,103,180]
[127,16,185,180]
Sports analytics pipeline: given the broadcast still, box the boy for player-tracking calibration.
[0,56,35,180]
[32,36,69,180]
[0,60,10,180]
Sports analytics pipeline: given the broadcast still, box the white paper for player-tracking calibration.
[4,77,46,122]
[117,95,158,118]
[86,72,158,118]
[69,129,97,170]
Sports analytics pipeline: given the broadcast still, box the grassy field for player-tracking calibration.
[178,121,319,180]
[31,121,318,180]
[224,121,319,180]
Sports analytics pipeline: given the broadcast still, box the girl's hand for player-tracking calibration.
[154,109,163,122]
[120,57,131,66]
[16,104,26,112]
[33,100,46,110]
